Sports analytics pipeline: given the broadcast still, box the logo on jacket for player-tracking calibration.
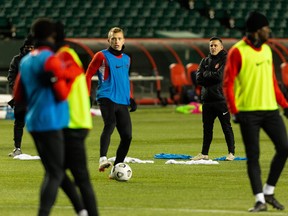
[215,63,219,69]
[256,61,265,66]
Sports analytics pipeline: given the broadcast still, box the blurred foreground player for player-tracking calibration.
[55,21,99,216]
[223,11,288,212]
[14,18,85,216]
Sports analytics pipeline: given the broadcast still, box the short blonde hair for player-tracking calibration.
[108,27,124,39]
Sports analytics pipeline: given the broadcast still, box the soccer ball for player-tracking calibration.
[112,163,132,181]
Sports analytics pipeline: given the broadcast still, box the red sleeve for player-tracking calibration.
[273,68,288,108]
[13,74,26,104]
[129,58,134,98]
[223,47,242,114]
[85,52,104,94]
[44,56,71,101]
[56,50,84,80]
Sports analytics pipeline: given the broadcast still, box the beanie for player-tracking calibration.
[31,18,55,40]
[20,33,34,53]
[54,21,65,42]
[246,11,269,32]
[23,33,34,46]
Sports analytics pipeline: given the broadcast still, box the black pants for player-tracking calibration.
[98,98,132,165]
[31,130,86,216]
[238,110,288,195]
[13,104,26,148]
[63,128,99,216]
[31,130,66,216]
[201,102,235,155]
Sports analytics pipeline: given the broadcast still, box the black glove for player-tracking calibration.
[232,113,240,124]
[39,71,57,86]
[129,98,137,112]
[284,108,288,119]
[7,98,15,109]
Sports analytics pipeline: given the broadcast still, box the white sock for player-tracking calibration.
[99,156,107,163]
[255,193,265,203]
[263,183,275,195]
[78,209,88,216]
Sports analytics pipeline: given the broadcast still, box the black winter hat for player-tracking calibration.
[246,11,269,32]
[54,21,65,42]
[31,18,55,40]
[20,33,34,52]
[23,33,34,46]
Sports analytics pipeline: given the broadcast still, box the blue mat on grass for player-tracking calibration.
[213,156,247,161]
[154,153,247,161]
[154,153,192,159]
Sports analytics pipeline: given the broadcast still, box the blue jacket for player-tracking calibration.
[19,48,69,132]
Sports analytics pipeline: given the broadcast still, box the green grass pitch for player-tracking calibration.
[0,106,288,216]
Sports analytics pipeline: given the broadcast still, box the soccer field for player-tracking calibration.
[1,106,288,216]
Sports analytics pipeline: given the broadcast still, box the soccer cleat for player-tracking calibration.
[191,153,209,160]
[248,201,267,212]
[98,157,112,172]
[8,148,22,157]
[225,153,235,161]
[264,194,285,210]
[108,167,116,180]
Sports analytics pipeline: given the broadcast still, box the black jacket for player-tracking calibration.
[7,53,23,90]
[7,35,34,90]
[196,49,227,103]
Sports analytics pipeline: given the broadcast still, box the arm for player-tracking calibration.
[223,47,242,114]
[56,48,84,79]
[128,57,137,112]
[7,55,19,90]
[273,68,288,108]
[13,74,26,105]
[203,59,226,84]
[195,58,206,86]
[85,52,104,94]
[44,56,74,101]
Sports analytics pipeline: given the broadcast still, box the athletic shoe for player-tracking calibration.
[8,148,22,157]
[191,153,209,160]
[225,153,235,161]
[108,167,116,180]
[98,157,112,172]
[264,194,285,210]
[248,201,267,212]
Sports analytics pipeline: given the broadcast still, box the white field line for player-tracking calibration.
[1,205,287,215]
[101,207,287,215]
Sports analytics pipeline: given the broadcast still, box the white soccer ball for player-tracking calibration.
[112,163,132,181]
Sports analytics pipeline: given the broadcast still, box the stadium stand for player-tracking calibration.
[0,0,287,39]
[169,63,190,104]
[1,0,288,104]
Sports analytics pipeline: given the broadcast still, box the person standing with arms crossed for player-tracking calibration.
[7,34,34,157]
[223,11,288,212]
[86,27,137,177]
[192,37,235,161]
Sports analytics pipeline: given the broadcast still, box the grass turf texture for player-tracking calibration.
[1,106,288,216]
